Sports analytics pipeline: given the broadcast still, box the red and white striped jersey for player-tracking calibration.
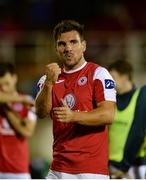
[0,94,37,173]
[38,61,116,174]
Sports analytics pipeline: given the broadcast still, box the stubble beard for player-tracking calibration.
[63,56,83,70]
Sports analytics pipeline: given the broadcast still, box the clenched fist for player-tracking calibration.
[45,63,61,84]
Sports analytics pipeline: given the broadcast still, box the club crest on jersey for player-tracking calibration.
[105,79,115,89]
[63,93,76,109]
[78,76,87,86]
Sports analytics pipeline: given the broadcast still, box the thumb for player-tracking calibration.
[60,98,68,107]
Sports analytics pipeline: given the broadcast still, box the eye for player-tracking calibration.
[70,40,78,44]
[57,41,66,47]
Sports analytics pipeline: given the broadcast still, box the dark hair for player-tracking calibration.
[53,19,84,42]
[0,62,16,77]
[108,59,133,81]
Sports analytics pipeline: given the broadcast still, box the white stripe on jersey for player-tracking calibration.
[93,66,116,102]
[37,75,46,90]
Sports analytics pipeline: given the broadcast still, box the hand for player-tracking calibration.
[21,95,35,107]
[110,169,130,179]
[53,99,74,123]
[45,63,61,84]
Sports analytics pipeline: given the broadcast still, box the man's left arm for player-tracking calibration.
[5,106,37,137]
[73,100,116,126]
[54,100,115,126]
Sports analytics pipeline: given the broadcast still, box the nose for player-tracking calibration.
[65,43,72,51]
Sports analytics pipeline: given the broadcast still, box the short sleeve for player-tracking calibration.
[93,67,116,103]
[37,75,46,94]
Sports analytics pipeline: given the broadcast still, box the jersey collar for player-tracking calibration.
[63,61,87,74]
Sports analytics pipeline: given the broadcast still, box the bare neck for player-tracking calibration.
[64,57,86,71]
[118,81,133,94]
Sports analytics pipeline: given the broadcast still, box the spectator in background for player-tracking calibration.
[108,59,146,179]
[35,19,116,179]
[0,62,37,179]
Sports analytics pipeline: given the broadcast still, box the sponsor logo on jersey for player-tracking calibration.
[63,93,76,109]
[78,76,87,86]
[105,79,115,89]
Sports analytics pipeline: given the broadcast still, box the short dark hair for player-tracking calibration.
[53,19,84,42]
[0,62,16,77]
[108,59,133,81]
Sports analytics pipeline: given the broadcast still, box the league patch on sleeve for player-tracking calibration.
[105,79,115,89]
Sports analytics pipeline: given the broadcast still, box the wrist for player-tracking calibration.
[44,80,53,87]
[72,110,82,122]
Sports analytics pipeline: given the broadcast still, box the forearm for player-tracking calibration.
[35,81,53,118]
[5,110,35,137]
[54,101,116,126]
[0,92,23,103]
[73,102,115,126]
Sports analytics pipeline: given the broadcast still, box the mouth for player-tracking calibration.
[64,53,73,60]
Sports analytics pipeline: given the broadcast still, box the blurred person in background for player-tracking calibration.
[108,59,146,179]
[35,19,116,179]
[0,62,37,179]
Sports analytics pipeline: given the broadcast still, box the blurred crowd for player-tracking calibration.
[0,0,146,179]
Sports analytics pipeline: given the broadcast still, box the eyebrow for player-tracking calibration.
[57,39,79,45]
[57,41,66,46]
[70,39,78,43]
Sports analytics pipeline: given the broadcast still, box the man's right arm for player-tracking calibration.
[35,81,53,119]
[35,63,61,119]
[0,91,24,103]
[0,91,34,106]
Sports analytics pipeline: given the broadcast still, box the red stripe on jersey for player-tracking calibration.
[0,97,31,173]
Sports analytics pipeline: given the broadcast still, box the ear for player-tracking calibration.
[55,43,60,56]
[13,74,18,84]
[123,74,129,81]
[55,43,57,51]
[82,40,86,52]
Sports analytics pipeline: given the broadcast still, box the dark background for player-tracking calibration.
[0,1,146,178]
